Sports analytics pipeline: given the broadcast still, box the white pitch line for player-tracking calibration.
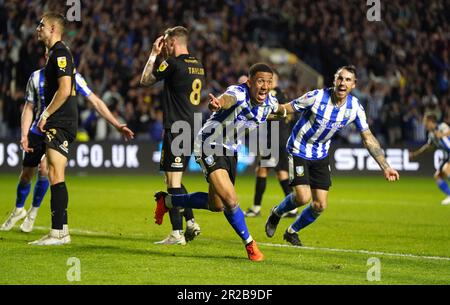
[32,226,450,262]
[257,242,450,262]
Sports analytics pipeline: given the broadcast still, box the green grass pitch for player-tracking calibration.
[0,173,449,284]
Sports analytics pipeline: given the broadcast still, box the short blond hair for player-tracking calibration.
[42,12,66,32]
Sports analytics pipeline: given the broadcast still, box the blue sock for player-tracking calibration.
[436,179,450,195]
[274,193,297,216]
[16,181,31,208]
[291,204,320,232]
[32,176,49,208]
[171,192,209,209]
[224,205,252,243]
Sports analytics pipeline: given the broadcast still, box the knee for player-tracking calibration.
[222,193,238,207]
[311,200,327,213]
[19,170,34,183]
[38,165,48,178]
[434,172,445,180]
[208,198,224,212]
[293,192,311,206]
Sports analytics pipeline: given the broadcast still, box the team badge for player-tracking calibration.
[295,166,304,177]
[158,61,168,72]
[205,155,215,167]
[57,56,67,69]
[344,109,351,118]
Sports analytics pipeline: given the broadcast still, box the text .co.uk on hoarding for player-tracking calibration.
[0,140,439,176]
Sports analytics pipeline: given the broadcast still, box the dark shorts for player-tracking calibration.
[160,129,193,172]
[257,121,289,171]
[288,154,331,190]
[43,127,75,159]
[22,132,46,167]
[196,151,237,185]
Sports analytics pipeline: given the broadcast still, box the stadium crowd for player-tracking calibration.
[0,0,448,146]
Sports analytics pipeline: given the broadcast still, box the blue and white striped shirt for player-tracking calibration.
[287,88,369,160]
[428,123,450,152]
[197,83,279,153]
[26,69,93,135]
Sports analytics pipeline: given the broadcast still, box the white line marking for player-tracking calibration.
[32,226,450,262]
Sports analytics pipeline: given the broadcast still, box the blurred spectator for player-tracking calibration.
[0,0,448,145]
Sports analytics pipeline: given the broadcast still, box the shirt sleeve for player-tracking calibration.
[25,74,35,104]
[153,57,176,81]
[51,48,75,79]
[354,103,370,132]
[224,85,246,104]
[75,73,93,97]
[269,94,279,113]
[290,89,319,112]
[438,123,450,133]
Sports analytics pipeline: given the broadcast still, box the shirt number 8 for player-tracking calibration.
[190,78,202,105]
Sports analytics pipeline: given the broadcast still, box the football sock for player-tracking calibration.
[274,193,296,216]
[170,192,209,209]
[32,175,49,208]
[279,179,292,196]
[436,179,450,195]
[253,177,266,206]
[168,188,183,231]
[15,181,31,208]
[289,204,321,233]
[180,184,194,221]
[50,182,68,230]
[223,204,252,244]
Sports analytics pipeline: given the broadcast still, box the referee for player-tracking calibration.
[30,12,77,245]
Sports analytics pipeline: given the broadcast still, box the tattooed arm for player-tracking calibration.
[361,129,400,181]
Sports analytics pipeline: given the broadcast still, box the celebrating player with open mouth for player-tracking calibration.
[265,65,400,246]
[153,63,281,261]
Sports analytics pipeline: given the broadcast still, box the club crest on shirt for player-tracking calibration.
[158,61,168,72]
[57,56,67,69]
[296,166,304,177]
[344,109,352,118]
[205,155,215,167]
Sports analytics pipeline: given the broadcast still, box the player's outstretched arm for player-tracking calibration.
[208,93,236,111]
[20,102,34,152]
[361,129,400,182]
[140,36,165,86]
[87,93,134,141]
[269,103,295,119]
[409,143,432,160]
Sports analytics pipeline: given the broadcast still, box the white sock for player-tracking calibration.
[287,226,297,234]
[186,219,195,228]
[252,205,261,213]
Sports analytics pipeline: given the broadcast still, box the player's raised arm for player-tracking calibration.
[208,93,237,111]
[361,129,400,181]
[86,93,134,141]
[140,35,165,86]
